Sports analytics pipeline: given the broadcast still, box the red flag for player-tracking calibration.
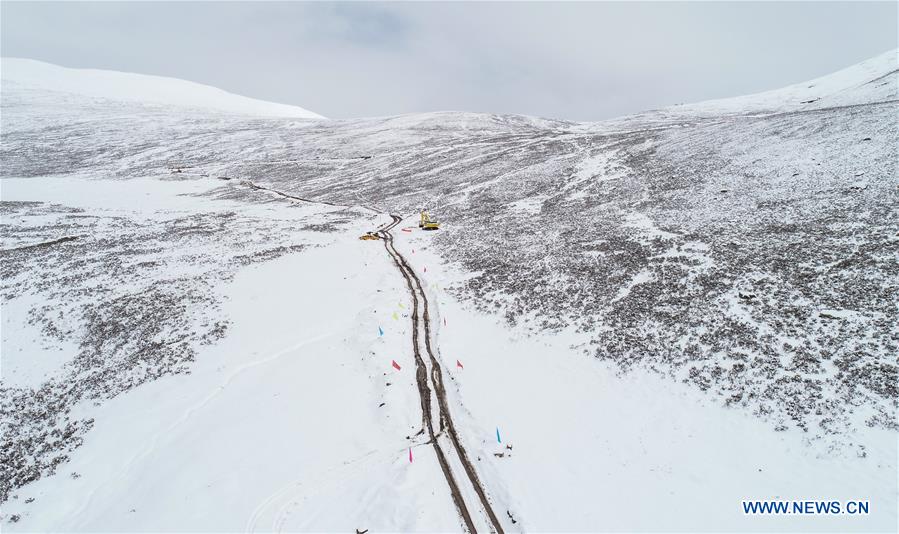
[409,447,413,463]
[402,228,412,233]
[392,360,401,371]
[457,360,464,369]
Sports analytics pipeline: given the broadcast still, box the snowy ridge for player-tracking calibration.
[619,48,898,123]
[0,57,325,119]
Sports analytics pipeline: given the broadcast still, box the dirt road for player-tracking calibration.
[240,180,505,532]
[378,215,505,534]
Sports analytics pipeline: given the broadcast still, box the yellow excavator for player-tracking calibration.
[419,212,440,230]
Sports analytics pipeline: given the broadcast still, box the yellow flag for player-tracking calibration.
[392,312,399,321]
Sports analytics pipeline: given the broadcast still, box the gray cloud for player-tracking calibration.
[1,1,895,121]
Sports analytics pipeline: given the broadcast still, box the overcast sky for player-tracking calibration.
[2,1,896,121]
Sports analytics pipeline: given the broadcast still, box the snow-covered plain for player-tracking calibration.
[1,53,896,532]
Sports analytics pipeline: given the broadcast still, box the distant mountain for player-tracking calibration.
[0,57,325,119]
[669,48,898,114]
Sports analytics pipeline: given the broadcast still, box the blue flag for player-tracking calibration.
[378,326,384,336]
[496,427,501,443]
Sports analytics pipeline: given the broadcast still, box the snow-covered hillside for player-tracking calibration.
[1,53,896,531]
[1,58,325,119]
[674,48,898,114]
[605,48,899,125]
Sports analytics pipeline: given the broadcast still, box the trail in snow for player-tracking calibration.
[240,180,343,207]
[378,215,505,534]
[376,215,477,532]
[240,182,505,532]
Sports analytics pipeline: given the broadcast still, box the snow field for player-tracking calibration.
[393,223,898,532]
[2,48,897,532]
[1,179,461,531]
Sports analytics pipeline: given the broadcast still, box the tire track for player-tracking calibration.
[378,215,505,534]
[377,215,477,533]
[241,180,341,206]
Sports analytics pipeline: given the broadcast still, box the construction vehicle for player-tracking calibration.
[419,212,440,230]
[359,232,380,241]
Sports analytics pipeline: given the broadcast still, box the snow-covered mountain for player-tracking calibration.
[1,57,325,119]
[1,52,896,531]
[637,48,898,120]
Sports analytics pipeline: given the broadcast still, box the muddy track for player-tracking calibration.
[239,180,503,532]
[241,180,341,206]
[378,215,505,534]
[377,215,476,532]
